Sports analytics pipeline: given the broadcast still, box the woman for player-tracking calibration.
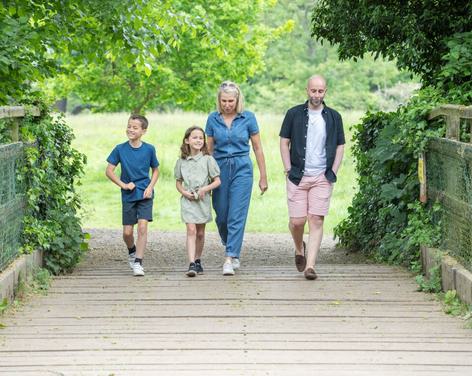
[205,81,268,276]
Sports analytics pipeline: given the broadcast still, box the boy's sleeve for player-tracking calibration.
[174,159,182,180]
[106,145,120,165]
[150,145,159,168]
[208,156,220,178]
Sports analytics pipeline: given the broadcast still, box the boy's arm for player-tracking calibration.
[105,163,135,190]
[143,167,159,199]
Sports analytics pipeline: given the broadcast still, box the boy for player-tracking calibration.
[106,114,159,276]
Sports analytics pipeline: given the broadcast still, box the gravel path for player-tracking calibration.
[84,228,370,270]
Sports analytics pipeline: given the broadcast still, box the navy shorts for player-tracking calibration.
[122,199,153,225]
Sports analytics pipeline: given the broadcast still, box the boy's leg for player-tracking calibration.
[123,225,134,248]
[186,223,197,262]
[195,224,206,260]
[136,219,148,259]
[135,198,153,260]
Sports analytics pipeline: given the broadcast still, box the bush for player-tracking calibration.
[19,99,88,274]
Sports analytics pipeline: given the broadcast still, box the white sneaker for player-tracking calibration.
[223,262,234,276]
[128,252,136,269]
[133,262,144,276]
[232,258,240,270]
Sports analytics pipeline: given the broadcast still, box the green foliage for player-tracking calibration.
[442,290,471,317]
[0,298,7,315]
[333,86,451,264]
[18,99,87,274]
[244,0,417,114]
[322,2,471,266]
[311,0,472,84]
[32,268,51,293]
[416,265,442,293]
[44,0,288,113]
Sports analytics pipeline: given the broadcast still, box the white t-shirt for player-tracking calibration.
[304,108,326,177]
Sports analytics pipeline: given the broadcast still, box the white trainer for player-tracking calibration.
[232,258,240,270]
[223,261,234,276]
[128,252,136,269]
[133,262,144,276]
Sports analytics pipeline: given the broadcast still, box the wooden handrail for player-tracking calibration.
[0,106,40,119]
[428,104,472,141]
[0,106,40,142]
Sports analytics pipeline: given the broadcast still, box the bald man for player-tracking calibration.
[279,75,345,280]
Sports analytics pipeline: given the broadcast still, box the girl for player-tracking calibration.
[174,126,221,277]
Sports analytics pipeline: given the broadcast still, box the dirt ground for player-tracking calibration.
[84,228,370,270]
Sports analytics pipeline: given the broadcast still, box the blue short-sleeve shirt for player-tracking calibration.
[107,141,159,202]
[205,111,259,159]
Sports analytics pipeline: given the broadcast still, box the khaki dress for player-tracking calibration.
[174,153,220,224]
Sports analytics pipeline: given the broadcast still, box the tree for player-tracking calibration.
[2,0,286,111]
[311,0,472,84]
[46,0,289,113]
[244,0,416,113]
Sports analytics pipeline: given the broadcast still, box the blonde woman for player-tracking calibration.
[205,81,268,276]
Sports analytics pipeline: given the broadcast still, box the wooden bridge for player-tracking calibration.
[1,231,471,375]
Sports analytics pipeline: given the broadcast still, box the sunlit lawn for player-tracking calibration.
[68,110,362,234]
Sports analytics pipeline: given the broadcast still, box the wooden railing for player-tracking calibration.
[0,106,40,141]
[419,105,472,202]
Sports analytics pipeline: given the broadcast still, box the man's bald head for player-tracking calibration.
[307,75,327,89]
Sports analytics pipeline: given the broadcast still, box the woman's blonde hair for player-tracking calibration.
[180,126,209,159]
[216,81,244,114]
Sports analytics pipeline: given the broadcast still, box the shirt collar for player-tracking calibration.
[186,151,203,161]
[304,100,327,114]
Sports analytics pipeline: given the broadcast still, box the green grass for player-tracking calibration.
[68,111,362,233]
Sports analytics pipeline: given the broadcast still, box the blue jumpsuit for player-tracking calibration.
[205,111,259,258]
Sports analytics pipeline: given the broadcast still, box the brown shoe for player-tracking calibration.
[304,267,317,280]
[295,241,306,272]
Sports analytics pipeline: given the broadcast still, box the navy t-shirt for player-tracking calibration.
[107,141,159,202]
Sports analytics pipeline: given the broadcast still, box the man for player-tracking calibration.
[279,75,345,280]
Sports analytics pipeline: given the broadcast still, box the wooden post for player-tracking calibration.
[10,118,20,142]
[418,153,427,203]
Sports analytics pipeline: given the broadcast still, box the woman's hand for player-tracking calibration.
[259,177,268,195]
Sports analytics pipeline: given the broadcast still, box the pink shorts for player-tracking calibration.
[286,174,334,217]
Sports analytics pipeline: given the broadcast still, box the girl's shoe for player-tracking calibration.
[195,259,204,274]
[186,262,197,277]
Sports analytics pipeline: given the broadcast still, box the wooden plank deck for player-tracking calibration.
[1,236,472,375]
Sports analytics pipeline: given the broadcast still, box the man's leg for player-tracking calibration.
[289,217,307,256]
[305,214,324,269]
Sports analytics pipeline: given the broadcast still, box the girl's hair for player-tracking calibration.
[216,80,244,114]
[180,126,209,159]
